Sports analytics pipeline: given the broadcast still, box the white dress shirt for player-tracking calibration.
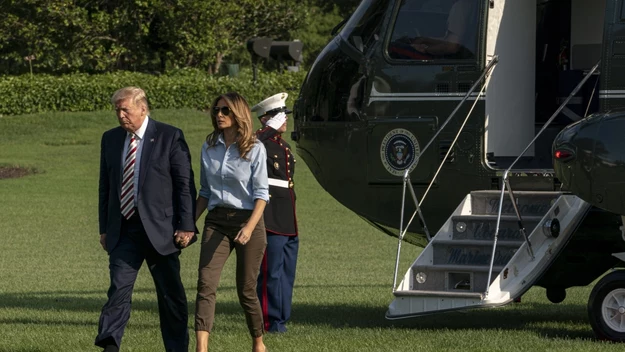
[121,116,150,202]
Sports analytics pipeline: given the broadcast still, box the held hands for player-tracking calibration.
[234,226,253,245]
[175,230,195,248]
[265,112,287,130]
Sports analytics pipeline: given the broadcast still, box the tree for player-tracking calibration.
[0,0,152,74]
[315,0,361,17]
[0,0,311,74]
[158,0,307,73]
[290,3,344,67]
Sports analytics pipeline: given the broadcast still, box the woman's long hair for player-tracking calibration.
[206,92,256,160]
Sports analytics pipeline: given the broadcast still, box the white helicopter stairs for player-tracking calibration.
[386,190,591,319]
[385,56,599,319]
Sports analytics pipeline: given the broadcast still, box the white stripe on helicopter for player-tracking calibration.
[369,90,625,102]
[599,90,625,99]
[369,84,485,103]
[369,93,485,103]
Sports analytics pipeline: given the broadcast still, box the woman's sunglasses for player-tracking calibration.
[212,106,231,116]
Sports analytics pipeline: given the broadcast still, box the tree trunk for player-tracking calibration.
[212,52,223,75]
[186,54,194,67]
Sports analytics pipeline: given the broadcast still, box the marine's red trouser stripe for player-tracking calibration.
[260,251,270,331]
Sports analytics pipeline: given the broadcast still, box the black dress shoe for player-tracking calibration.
[102,345,119,352]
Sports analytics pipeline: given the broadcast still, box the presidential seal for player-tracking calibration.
[380,128,420,176]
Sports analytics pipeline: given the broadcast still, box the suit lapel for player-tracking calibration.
[139,119,157,192]
[113,127,127,201]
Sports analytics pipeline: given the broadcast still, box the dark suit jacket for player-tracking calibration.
[99,118,197,255]
[256,126,298,236]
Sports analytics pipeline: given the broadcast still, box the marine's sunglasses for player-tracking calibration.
[212,106,231,116]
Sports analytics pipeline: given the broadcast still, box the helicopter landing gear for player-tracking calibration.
[546,287,566,303]
[588,270,625,342]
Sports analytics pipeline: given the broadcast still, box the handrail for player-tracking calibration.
[584,74,600,118]
[503,60,600,173]
[421,77,489,205]
[396,57,499,237]
[484,60,601,297]
[393,172,430,291]
[392,56,499,291]
[395,78,490,258]
[394,57,499,248]
[418,56,499,158]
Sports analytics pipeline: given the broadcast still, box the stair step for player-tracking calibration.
[470,190,562,197]
[394,290,483,299]
[435,239,522,247]
[451,215,542,241]
[432,241,519,266]
[412,264,505,273]
[410,264,504,292]
[470,190,561,216]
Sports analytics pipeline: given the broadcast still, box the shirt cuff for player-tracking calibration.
[253,191,270,203]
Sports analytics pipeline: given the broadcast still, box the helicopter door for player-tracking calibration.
[602,0,625,111]
[364,0,485,185]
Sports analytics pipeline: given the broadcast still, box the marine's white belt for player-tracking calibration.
[268,178,289,188]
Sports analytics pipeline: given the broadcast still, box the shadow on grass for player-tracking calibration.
[0,289,596,340]
[214,300,596,341]
[0,317,97,327]
[0,288,162,314]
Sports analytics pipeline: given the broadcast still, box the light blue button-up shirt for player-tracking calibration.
[199,134,269,211]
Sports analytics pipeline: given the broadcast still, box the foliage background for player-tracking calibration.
[0,69,305,115]
[0,0,360,75]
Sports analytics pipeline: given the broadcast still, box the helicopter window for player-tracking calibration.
[339,0,388,52]
[387,0,480,60]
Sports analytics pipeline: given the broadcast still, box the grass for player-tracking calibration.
[0,109,621,351]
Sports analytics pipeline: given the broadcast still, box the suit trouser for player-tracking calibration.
[95,213,189,351]
[195,207,267,337]
[257,233,299,332]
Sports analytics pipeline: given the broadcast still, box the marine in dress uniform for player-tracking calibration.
[251,93,298,333]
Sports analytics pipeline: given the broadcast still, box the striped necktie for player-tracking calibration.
[121,134,138,219]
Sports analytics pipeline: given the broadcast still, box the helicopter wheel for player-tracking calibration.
[546,287,566,303]
[588,270,625,342]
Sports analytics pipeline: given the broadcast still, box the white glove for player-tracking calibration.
[265,112,287,130]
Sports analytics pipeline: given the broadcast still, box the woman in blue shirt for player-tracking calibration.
[193,92,269,352]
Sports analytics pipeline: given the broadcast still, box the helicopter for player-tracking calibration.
[293,0,625,342]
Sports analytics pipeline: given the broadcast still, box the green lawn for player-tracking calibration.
[0,109,620,351]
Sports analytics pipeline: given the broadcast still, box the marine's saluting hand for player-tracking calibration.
[265,112,287,130]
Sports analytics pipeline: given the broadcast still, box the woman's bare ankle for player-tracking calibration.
[252,336,265,352]
[195,330,210,352]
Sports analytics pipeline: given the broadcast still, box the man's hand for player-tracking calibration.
[174,231,194,248]
[265,112,287,130]
[100,233,107,251]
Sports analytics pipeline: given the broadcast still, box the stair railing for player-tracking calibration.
[392,56,499,291]
[484,60,601,297]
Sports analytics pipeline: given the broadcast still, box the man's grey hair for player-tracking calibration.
[111,86,150,113]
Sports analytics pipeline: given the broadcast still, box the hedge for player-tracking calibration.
[0,69,307,116]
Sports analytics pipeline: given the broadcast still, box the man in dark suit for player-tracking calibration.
[96,86,196,352]
[252,93,299,333]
